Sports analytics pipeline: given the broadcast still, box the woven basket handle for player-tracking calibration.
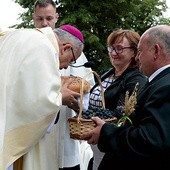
[78,71,105,119]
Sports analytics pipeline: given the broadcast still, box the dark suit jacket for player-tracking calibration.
[90,67,147,117]
[98,67,170,170]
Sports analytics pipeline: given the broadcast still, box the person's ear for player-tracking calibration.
[60,43,70,56]
[153,44,161,60]
[55,13,59,22]
[62,43,72,52]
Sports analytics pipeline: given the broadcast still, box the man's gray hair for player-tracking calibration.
[146,25,170,54]
[53,28,84,51]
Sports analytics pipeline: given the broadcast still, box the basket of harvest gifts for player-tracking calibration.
[68,71,117,140]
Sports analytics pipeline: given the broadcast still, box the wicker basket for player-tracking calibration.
[68,71,116,140]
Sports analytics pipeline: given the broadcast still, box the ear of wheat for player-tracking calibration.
[117,82,139,126]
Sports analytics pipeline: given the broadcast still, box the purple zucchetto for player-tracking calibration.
[59,24,84,43]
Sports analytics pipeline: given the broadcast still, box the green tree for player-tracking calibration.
[14,0,169,74]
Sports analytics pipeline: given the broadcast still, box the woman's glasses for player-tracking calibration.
[107,45,135,54]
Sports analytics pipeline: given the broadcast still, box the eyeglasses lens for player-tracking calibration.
[107,46,123,54]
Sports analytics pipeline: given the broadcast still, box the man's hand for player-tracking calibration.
[81,117,106,144]
[61,79,80,111]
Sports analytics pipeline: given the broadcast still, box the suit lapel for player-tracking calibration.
[137,67,170,101]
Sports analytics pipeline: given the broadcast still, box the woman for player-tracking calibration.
[88,29,147,170]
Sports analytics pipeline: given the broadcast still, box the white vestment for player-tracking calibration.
[0,27,62,170]
[58,53,95,169]
[21,44,95,170]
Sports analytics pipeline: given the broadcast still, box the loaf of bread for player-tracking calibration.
[61,76,91,93]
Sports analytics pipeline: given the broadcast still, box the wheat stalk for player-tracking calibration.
[117,82,139,126]
[124,82,139,116]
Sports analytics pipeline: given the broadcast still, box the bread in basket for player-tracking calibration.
[68,71,116,140]
[61,75,91,93]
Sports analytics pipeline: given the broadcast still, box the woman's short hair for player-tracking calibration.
[107,29,140,68]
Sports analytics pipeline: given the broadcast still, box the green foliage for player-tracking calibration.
[14,0,169,74]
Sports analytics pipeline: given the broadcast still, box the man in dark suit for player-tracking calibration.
[81,24,170,170]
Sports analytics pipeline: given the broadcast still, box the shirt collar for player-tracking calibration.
[149,64,170,82]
